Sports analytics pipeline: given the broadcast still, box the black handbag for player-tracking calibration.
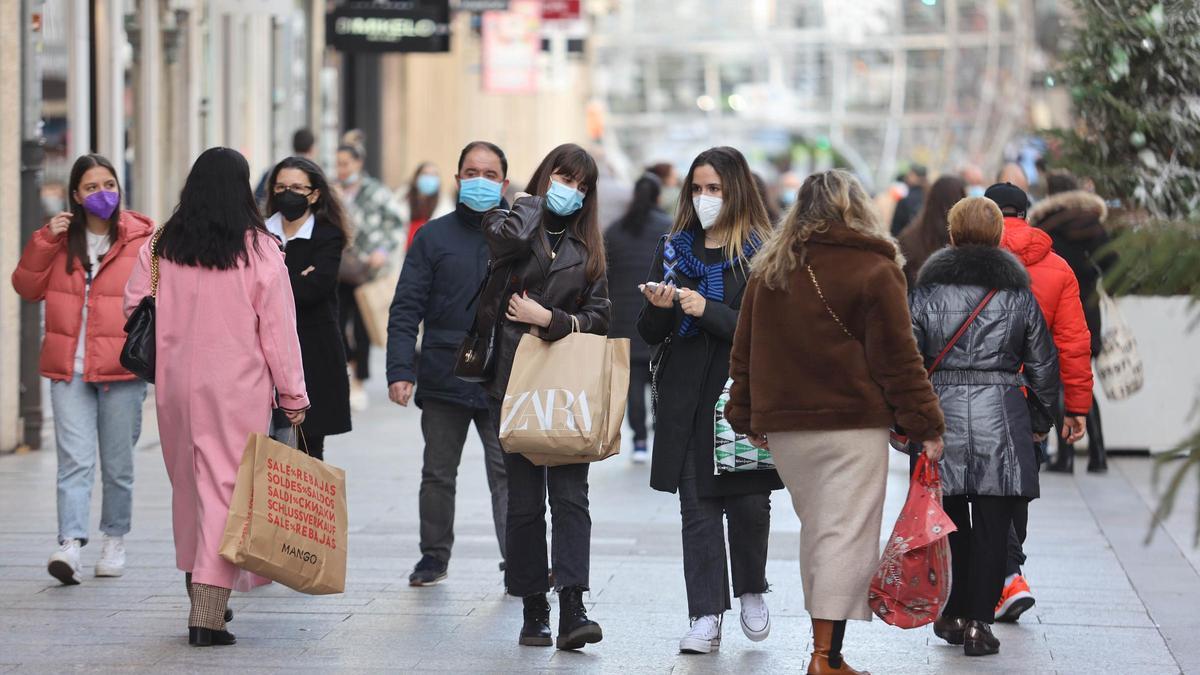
[454,260,501,383]
[120,228,163,383]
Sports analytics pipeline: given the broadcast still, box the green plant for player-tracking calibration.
[1047,1,1200,543]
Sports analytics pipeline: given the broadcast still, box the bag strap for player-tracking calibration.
[927,288,998,375]
[149,227,164,299]
[807,265,856,341]
[807,264,997,376]
[465,259,495,311]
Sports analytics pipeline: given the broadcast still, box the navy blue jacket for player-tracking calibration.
[386,201,504,409]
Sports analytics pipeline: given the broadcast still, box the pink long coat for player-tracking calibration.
[124,231,309,590]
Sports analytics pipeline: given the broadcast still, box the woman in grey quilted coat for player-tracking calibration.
[908,197,1060,659]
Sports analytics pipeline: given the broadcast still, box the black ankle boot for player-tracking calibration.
[1047,444,1075,473]
[188,627,237,646]
[556,586,602,651]
[963,620,999,656]
[519,593,553,647]
[1087,444,1108,473]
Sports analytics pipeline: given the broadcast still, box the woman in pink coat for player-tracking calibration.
[124,147,309,647]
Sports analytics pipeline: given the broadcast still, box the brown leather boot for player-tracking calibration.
[808,619,871,674]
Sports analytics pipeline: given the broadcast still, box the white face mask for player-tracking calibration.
[693,194,723,230]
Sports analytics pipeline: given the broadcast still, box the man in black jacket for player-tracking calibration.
[387,141,511,586]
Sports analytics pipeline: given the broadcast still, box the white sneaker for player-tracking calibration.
[95,534,126,577]
[740,592,770,641]
[48,539,83,585]
[349,383,369,412]
[679,614,722,654]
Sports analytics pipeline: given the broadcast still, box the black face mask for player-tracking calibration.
[277,191,311,222]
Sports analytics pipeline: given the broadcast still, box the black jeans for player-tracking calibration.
[338,282,370,381]
[490,397,591,597]
[628,358,650,443]
[419,399,508,563]
[944,495,1019,623]
[678,449,771,617]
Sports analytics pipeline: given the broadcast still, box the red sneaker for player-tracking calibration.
[995,574,1035,622]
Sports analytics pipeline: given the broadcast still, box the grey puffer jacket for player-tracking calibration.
[910,245,1060,499]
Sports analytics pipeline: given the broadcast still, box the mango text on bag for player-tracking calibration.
[501,389,594,434]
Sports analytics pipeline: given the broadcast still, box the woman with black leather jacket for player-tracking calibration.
[478,143,611,652]
[637,147,783,656]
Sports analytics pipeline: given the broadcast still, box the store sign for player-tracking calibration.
[541,0,580,20]
[457,0,509,11]
[327,1,452,53]
[482,0,541,94]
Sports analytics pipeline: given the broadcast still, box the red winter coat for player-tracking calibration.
[11,211,156,383]
[1001,216,1093,415]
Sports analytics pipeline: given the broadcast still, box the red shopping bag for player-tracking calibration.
[868,454,956,628]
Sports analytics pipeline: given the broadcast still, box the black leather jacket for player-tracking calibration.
[478,196,611,400]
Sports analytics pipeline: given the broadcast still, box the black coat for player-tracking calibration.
[603,209,672,363]
[272,222,352,438]
[910,246,1061,499]
[1028,190,1114,355]
[637,229,784,498]
[386,202,497,410]
[479,196,611,400]
[891,185,925,236]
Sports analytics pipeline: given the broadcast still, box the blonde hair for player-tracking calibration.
[948,197,1004,247]
[753,169,903,291]
[672,147,774,262]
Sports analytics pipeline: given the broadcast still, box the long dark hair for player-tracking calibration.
[526,143,605,282]
[405,162,439,223]
[615,174,662,236]
[159,147,268,270]
[264,156,353,249]
[65,154,122,275]
[898,175,967,263]
[673,146,773,262]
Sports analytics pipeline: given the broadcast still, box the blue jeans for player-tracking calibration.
[50,376,146,545]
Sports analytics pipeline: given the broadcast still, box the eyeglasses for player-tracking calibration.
[273,184,315,196]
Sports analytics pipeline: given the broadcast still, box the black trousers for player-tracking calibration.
[944,495,1019,623]
[627,358,650,443]
[678,449,771,617]
[419,399,508,563]
[490,397,591,597]
[338,282,370,381]
[1005,499,1029,577]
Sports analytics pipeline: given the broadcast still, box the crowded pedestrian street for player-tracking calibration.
[1,366,1197,673]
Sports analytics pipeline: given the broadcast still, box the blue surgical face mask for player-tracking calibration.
[779,191,797,208]
[416,174,440,196]
[967,185,986,198]
[458,176,503,212]
[545,179,585,217]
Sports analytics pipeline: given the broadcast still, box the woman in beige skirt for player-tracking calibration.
[726,170,945,675]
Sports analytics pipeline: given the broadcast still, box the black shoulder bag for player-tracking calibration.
[120,227,164,383]
[454,260,502,383]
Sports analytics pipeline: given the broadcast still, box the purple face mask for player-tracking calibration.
[82,190,120,220]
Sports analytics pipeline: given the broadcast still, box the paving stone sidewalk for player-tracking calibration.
[1,373,1197,674]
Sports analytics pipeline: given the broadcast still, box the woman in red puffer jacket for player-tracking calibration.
[11,154,155,586]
